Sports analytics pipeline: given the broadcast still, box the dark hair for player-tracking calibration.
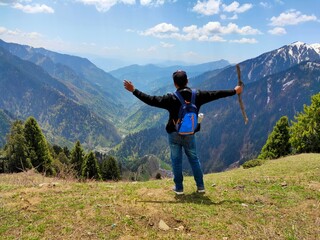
[172,70,188,88]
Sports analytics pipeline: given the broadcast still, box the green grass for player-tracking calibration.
[1,153,320,239]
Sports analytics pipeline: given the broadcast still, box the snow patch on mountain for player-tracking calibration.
[276,42,307,64]
[288,41,320,55]
[302,61,320,71]
[282,80,295,91]
[267,82,272,105]
[310,43,320,54]
[290,41,305,47]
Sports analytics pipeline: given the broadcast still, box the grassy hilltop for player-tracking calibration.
[1,154,320,240]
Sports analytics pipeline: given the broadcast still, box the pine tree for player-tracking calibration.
[258,116,291,159]
[100,156,120,181]
[82,151,101,180]
[0,149,7,173]
[290,93,320,153]
[57,152,70,165]
[63,146,70,159]
[70,140,85,176]
[24,116,54,174]
[5,120,32,172]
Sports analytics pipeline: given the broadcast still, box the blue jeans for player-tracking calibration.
[168,132,204,191]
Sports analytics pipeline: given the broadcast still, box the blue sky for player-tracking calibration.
[0,0,319,68]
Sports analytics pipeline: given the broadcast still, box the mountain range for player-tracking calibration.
[0,45,121,149]
[0,39,129,123]
[0,39,227,153]
[0,39,319,173]
[109,60,230,93]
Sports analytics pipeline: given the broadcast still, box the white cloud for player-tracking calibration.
[270,10,317,26]
[0,27,51,50]
[139,21,261,42]
[141,23,179,37]
[78,0,135,12]
[140,0,175,6]
[160,41,174,48]
[259,2,270,8]
[126,28,135,33]
[0,26,7,34]
[0,26,126,59]
[222,1,252,13]
[229,14,238,20]
[0,26,73,54]
[220,13,238,20]
[202,22,261,35]
[0,27,43,41]
[275,0,284,5]
[193,0,252,16]
[140,0,153,5]
[230,38,258,44]
[268,27,286,35]
[78,0,174,11]
[0,0,24,6]
[192,0,221,16]
[220,14,227,20]
[259,0,283,9]
[12,3,54,13]
[208,35,226,42]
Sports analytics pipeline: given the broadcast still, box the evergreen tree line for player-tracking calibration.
[258,93,320,160]
[0,116,120,181]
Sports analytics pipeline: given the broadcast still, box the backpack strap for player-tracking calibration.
[191,89,196,104]
[173,91,185,105]
[174,89,197,105]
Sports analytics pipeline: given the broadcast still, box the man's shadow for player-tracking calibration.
[138,192,214,205]
[138,192,249,206]
[174,192,214,205]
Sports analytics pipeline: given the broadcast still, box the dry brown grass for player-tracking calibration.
[1,154,320,239]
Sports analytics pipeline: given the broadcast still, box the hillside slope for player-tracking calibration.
[1,154,319,239]
[0,47,121,148]
[198,60,320,172]
[0,109,13,146]
[0,39,128,122]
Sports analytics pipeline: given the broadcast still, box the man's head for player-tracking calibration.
[172,70,188,88]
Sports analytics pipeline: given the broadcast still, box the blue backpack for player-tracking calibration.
[174,89,198,135]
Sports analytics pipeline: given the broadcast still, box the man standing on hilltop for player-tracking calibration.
[123,70,243,195]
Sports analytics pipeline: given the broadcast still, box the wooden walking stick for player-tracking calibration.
[236,64,249,124]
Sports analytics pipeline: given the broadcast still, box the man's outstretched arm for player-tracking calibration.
[123,79,170,109]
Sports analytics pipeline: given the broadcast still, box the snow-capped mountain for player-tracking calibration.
[197,41,320,91]
[310,43,320,54]
[242,41,320,82]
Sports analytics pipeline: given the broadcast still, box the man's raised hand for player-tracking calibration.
[123,80,135,92]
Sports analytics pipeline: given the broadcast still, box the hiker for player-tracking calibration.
[123,70,243,195]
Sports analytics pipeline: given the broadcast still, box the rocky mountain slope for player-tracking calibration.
[0,46,121,149]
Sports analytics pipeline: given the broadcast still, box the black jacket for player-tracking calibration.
[133,86,236,133]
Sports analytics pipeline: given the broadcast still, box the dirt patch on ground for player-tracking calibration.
[308,181,320,191]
